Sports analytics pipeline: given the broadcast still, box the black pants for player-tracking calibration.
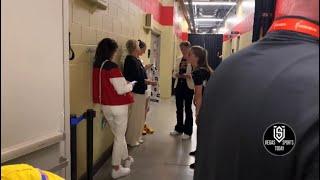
[174,81,194,136]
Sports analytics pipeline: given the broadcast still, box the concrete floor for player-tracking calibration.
[94,98,197,180]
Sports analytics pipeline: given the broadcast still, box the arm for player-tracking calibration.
[110,77,133,95]
[194,85,203,117]
[109,68,133,95]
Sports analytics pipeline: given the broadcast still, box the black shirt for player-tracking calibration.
[123,55,147,94]
[194,30,319,180]
[192,67,211,94]
[177,58,191,89]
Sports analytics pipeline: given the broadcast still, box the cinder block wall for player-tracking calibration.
[69,0,177,177]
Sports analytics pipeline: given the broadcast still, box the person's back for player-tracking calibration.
[194,12,319,180]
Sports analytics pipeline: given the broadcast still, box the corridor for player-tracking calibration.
[94,98,196,180]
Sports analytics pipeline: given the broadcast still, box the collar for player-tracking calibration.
[268,17,319,39]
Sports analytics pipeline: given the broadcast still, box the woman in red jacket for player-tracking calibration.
[92,38,135,179]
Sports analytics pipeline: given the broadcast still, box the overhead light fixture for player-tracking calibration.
[226,17,240,24]
[241,1,255,8]
[185,2,236,6]
[218,27,229,34]
[195,18,224,22]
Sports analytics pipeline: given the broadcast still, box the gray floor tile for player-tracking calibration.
[94,98,197,180]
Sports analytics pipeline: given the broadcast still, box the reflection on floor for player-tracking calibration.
[94,98,197,180]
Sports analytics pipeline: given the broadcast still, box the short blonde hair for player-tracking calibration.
[126,39,139,54]
[179,41,191,48]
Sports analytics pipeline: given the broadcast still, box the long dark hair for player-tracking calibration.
[94,38,118,67]
[191,46,213,73]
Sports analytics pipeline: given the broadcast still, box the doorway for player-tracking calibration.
[188,34,223,70]
[150,32,161,73]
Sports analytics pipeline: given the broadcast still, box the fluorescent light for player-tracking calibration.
[195,18,224,22]
[218,27,229,34]
[185,2,236,6]
[226,17,239,24]
[241,1,255,8]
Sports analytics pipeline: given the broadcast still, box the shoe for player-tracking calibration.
[181,134,191,140]
[128,142,140,147]
[138,138,144,144]
[142,129,147,136]
[189,150,196,156]
[111,166,130,179]
[189,163,195,169]
[145,124,155,134]
[170,130,182,136]
[124,156,134,168]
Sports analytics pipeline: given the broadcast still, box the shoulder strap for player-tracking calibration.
[99,60,109,104]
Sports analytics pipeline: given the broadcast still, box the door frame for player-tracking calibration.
[62,0,70,179]
[150,32,161,73]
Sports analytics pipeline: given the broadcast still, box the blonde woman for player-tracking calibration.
[123,40,156,147]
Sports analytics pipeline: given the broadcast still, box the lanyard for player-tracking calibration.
[268,18,319,39]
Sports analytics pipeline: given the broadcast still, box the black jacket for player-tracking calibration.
[123,55,147,94]
[194,29,319,180]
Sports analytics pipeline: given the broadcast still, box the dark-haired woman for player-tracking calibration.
[186,46,213,169]
[137,40,155,136]
[92,38,135,179]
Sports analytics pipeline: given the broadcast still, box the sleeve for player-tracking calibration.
[192,70,204,86]
[109,68,133,95]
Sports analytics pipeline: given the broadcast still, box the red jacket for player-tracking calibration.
[92,60,134,105]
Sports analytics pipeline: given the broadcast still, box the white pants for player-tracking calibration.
[102,105,129,166]
[126,93,146,145]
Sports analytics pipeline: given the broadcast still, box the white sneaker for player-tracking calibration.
[124,156,134,168]
[138,138,144,144]
[181,134,191,140]
[111,166,130,179]
[128,142,140,147]
[170,130,182,136]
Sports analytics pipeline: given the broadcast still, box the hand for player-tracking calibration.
[145,64,153,70]
[176,73,185,79]
[145,79,157,86]
[130,81,137,86]
[185,73,192,79]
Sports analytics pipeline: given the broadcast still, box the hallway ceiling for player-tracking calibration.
[185,0,238,34]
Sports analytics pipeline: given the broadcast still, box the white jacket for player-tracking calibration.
[173,57,194,90]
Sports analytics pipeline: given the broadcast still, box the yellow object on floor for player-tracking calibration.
[144,124,155,134]
[1,164,64,180]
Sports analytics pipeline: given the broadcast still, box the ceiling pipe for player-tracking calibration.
[177,0,195,33]
[187,0,196,33]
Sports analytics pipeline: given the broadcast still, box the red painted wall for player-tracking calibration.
[130,0,173,26]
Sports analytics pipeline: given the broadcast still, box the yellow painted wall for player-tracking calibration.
[70,0,178,177]
[239,31,253,50]
[222,39,232,60]
[159,26,175,99]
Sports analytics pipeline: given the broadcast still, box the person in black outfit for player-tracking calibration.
[194,0,319,179]
[186,46,213,169]
[170,41,195,140]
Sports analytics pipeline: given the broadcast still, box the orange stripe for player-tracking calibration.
[269,18,319,38]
